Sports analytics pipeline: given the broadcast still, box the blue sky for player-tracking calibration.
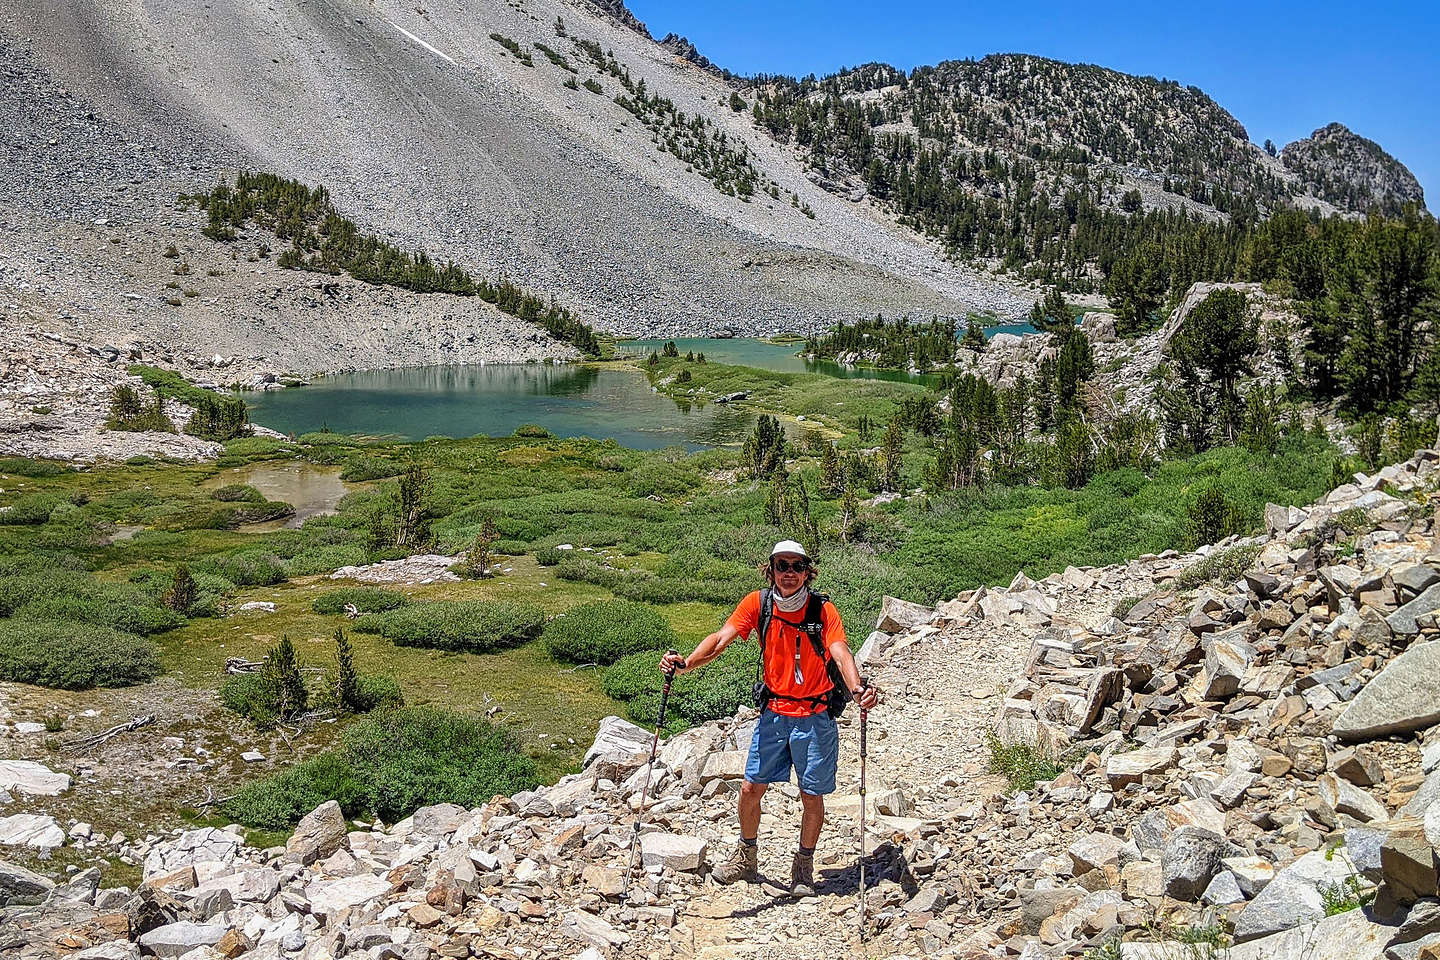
[627,0,1438,208]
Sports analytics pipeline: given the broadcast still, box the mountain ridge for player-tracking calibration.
[0,0,1428,369]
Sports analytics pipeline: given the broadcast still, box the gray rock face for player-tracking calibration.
[1387,588,1440,636]
[1223,905,1391,960]
[875,595,934,633]
[583,716,653,769]
[0,759,72,796]
[0,857,55,906]
[306,874,394,918]
[1318,773,1388,823]
[1233,849,1364,942]
[1105,742,1178,787]
[1162,826,1239,902]
[71,943,140,960]
[1202,870,1246,905]
[137,921,228,959]
[142,827,242,881]
[285,800,348,865]
[638,833,707,872]
[1282,122,1428,218]
[0,813,64,849]
[1334,642,1440,741]
[54,866,101,904]
[411,803,468,837]
[1394,565,1440,600]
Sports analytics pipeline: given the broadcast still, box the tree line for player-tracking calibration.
[183,173,602,357]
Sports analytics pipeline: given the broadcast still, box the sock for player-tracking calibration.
[740,836,758,847]
[797,845,815,859]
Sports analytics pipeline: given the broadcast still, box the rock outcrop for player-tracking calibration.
[1282,122,1428,217]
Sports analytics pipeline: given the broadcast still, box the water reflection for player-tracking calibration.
[201,462,350,530]
[246,363,761,450]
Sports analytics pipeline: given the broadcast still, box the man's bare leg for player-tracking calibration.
[799,791,825,848]
[739,781,768,838]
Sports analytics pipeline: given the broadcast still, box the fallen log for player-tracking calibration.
[67,714,154,751]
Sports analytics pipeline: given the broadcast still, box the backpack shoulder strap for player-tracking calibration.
[802,593,830,659]
[757,588,774,655]
[755,588,774,690]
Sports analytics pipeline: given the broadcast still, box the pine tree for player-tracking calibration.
[1028,288,1073,339]
[1167,288,1258,444]
[163,565,198,613]
[742,415,786,478]
[1055,331,1095,410]
[335,627,360,713]
[961,318,986,352]
[881,417,904,492]
[261,636,308,722]
[819,442,843,497]
[395,462,433,549]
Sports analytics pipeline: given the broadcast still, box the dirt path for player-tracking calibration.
[678,579,1136,958]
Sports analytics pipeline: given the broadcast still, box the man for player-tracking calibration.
[661,540,879,896]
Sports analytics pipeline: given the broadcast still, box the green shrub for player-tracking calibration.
[222,436,295,459]
[544,599,678,664]
[341,456,403,482]
[1,493,64,525]
[0,622,161,689]
[627,459,700,498]
[284,544,369,576]
[7,578,184,635]
[203,550,287,586]
[211,484,266,503]
[603,641,759,726]
[312,588,410,615]
[219,673,279,727]
[986,732,1067,792]
[1175,544,1262,589]
[346,673,404,712]
[220,636,308,727]
[106,384,174,432]
[0,456,70,477]
[513,424,551,438]
[224,707,540,827]
[355,600,544,652]
[1185,484,1253,549]
[536,545,567,566]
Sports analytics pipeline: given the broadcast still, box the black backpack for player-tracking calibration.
[752,588,852,719]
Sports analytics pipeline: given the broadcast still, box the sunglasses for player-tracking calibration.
[772,559,810,573]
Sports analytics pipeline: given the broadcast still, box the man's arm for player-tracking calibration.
[660,622,743,675]
[828,638,880,709]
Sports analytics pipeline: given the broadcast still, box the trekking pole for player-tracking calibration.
[622,649,679,899]
[858,697,869,947]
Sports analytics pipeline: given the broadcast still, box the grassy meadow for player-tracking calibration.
[0,355,1350,838]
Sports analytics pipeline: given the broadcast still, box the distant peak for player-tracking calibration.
[1282,123,1426,216]
[582,0,651,40]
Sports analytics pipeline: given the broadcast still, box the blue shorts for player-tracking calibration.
[745,709,839,795]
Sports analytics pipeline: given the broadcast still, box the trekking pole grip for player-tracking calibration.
[662,648,680,681]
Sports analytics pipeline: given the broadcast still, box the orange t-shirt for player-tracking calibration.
[726,589,847,717]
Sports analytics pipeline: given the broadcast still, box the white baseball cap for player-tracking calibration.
[770,540,809,559]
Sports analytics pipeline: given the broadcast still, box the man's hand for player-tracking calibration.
[659,651,687,676]
[855,683,880,710]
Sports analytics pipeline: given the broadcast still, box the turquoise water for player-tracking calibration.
[246,333,1038,448]
[246,363,757,450]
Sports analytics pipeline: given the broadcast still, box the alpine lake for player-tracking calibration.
[244,338,935,449]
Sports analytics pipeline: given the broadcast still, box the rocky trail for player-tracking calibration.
[9,453,1440,960]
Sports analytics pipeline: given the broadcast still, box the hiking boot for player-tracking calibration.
[711,842,759,885]
[789,851,816,897]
